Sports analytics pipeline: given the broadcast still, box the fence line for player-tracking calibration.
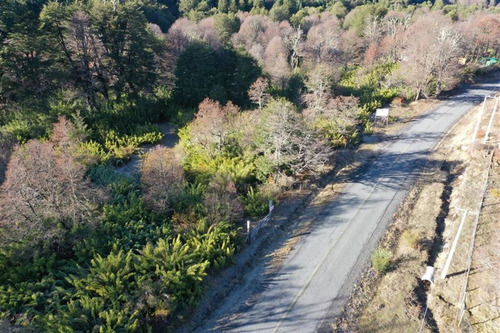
[456,150,494,327]
[246,200,274,244]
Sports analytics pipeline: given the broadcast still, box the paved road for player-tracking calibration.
[200,81,500,333]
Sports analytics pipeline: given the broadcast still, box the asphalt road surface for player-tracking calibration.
[200,81,500,333]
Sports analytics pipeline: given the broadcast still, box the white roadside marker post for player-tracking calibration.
[483,97,498,144]
[441,209,468,280]
[471,95,488,144]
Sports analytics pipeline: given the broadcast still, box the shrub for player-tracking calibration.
[141,146,184,212]
[88,165,139,198]
[102,130,163,165]
[371,247,392,274]
[170,182,206,214]
[1,111,54,142]
[78,129,164,165]
[402,229,421,250]
[203,172,244,224]
[240,187,272,217]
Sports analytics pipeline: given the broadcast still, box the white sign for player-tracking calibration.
[375,108,389,117]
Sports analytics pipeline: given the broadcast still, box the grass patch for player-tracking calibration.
[371,247,392,274]
[401,229,421,250]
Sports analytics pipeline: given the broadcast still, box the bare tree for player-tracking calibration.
[248,77,270,110]
[141,146,185,213]
[363,14,383,45]
[189,99,239,154]
[396,12,463,99]
[462,13,500,62]
[167,17,222,51]
[0,118,107,251]
[379,11,411,62]
[256,99,332,177]
[203,172,243,224]
[303,13,343,66]
[264,36,291,88]
[232,15,279,63]
[303,64,335,113]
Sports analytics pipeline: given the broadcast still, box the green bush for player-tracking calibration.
[239,187,272,217]
[91,95,166,135]
[1,111,54,142]
[170,182,206,213]
[339,63,398,114]
[371,247,392,274]
[76,129,163,165]
[88,165,139,198]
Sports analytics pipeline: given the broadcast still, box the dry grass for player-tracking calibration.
[464,161,500,332]
[357,182,444,333]
[401,229,422,250]
[346,98,500,332]
[428,97,500,333]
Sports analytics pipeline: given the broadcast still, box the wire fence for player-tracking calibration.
[421,95,498,332]
[246,200,274,244]
[455,150,494,328]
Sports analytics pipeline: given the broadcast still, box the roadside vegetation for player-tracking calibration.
[0,0,499,330]
[334,98,500,332]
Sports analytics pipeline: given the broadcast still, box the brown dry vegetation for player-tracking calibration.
[465,160,500,332]
[429,98,500,332]
[334,97,500,332]
[358,182,445,333]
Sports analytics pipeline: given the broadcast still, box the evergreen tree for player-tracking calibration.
[218,0,230,13]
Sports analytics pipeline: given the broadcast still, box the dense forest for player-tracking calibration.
[0,0,499,331]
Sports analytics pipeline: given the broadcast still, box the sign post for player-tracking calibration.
[375,108,389,126]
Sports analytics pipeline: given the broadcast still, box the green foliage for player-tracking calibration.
[183,150,256,187]
[1,110,54,142]
[91,95,168,135]
[102,131,144,164]
[328,2,348,19]
[75,194,171,259]
[213,13,241,44]
[170,182,206,213]
[343,4,388,35]
[174,42,261,107]
[371,247,392,274]
[47,250,142,332]
[339,63,399,114]
[88,165,139,198]
[179,124,258,186]
[78,128,163,165]
[269,3,290,22]
[0,249,78,327]
[0,183,239,331]
[239,187,272,217]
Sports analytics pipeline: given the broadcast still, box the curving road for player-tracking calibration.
[199,80,500,333]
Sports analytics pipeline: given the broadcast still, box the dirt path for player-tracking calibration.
[115,122,178,178]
